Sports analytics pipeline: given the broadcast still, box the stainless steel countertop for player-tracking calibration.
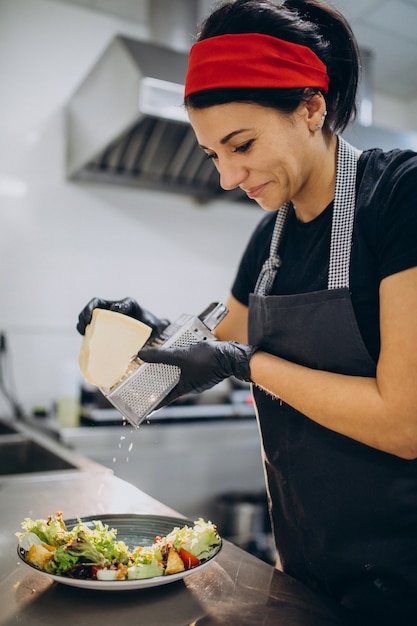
[0,423,360,625]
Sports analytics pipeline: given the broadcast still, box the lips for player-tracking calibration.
[243,183,268,199]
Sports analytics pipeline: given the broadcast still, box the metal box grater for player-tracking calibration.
[101,302,228,427]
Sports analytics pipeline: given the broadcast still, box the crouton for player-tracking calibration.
[165,546,185,575]
[26,543,55,568]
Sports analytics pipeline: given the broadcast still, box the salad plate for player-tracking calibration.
[17,513,222,590]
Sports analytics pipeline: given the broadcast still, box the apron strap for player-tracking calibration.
[328,137,359,290]
[254,136,358,296]
[254,201,290,296]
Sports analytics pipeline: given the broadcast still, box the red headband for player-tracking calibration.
[184,33,329,98]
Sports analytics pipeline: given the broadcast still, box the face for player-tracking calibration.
[187,102,317,212]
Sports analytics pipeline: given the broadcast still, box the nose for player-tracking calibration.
[216,159,248,191]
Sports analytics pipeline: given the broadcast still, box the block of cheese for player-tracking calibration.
[78,309,152,389]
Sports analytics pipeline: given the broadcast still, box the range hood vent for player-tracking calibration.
[66,35,246,202]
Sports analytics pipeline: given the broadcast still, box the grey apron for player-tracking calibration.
[248,137,417,624]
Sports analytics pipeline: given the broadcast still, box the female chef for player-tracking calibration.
[77,1,417,622]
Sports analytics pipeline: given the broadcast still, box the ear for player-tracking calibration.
[304,92,327,132]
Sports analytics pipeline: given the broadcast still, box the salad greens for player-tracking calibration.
[16,512,221,581]
[127,546,165,580]
[19,512,69,547]
[165,518,220,561]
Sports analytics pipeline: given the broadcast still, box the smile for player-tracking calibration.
[243,183,269,199]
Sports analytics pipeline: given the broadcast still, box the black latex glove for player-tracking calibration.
[76,296,170,339]
[138,340,255,408]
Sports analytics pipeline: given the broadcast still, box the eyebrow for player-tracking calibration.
[199,128,251,150]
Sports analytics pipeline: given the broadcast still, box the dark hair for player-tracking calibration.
[185,0,361,133]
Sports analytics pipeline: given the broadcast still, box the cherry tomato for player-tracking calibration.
[179,548,200,569]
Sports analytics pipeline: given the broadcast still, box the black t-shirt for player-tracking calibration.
[231,148,417,363]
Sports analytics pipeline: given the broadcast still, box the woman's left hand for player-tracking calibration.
[138,340,255,407]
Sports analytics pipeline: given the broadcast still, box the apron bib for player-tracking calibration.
[248,137,417,624]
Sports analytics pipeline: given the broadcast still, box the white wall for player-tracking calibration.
[373,93,415,132]
[0,0,261,415]
[0,0,415,416]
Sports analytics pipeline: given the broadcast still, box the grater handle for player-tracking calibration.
[197,302,229,331]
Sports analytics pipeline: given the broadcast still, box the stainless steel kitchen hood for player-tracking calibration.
[65,35,245,202]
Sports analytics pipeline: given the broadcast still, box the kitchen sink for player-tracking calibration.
[0,421,18,435]
[0,438,78,475]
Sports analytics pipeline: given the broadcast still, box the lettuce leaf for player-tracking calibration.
[165,518,221,560]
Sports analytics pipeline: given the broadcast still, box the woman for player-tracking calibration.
[77,0,417,622]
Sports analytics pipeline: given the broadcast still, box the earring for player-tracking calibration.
[315,110,327,131]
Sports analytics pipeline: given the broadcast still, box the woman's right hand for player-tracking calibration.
[76,296,170,339]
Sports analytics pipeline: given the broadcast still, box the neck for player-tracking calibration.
[292,134,338,223]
